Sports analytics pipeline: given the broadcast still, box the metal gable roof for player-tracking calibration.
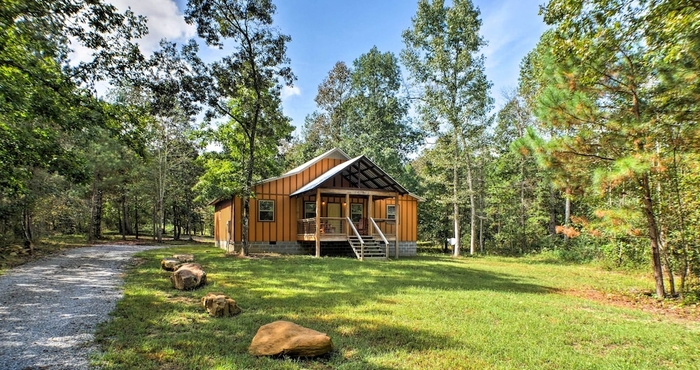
[289,155,409,196]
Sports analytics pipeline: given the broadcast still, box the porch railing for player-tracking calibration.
[370,217,390,258]
[372,218,396,238]
[297,217,316,235]
[347,217,365,260]
[297,217,347,235]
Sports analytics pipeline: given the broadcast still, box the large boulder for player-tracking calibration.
[161,258,181,271]
[170,263,206,290]
[249,320,333,357]
[201,292,241,317]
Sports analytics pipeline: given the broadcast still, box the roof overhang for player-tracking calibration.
[290,155,409,197]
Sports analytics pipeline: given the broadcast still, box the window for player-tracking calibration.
[258,200,275,221]
[351,203,363,223]
[304,202,316,219]
[386,204,396,220]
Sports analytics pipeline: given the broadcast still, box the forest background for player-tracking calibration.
[1,0,698,300]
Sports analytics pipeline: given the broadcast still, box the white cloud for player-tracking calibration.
[110,0,196,56]
[69,0,195,64]
[281,85,301,100]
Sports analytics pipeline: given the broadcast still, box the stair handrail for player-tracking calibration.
[347,217,365,260]
[369,217,389,259]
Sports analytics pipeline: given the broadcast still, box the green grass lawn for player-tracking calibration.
[93,246,700,369]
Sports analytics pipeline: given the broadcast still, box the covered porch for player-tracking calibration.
[290,155,408,260]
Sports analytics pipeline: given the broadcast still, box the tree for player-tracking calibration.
[531,0,700,298]
[0,0,147,248]
[184,0,295,256]
[295,49,423,183]
[299,61,353,157]
[402,0,492,256]
[345,47,423,181]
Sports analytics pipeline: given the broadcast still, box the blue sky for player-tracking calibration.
[107,0,548,134]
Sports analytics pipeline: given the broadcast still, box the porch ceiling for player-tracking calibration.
[290,155,408,197]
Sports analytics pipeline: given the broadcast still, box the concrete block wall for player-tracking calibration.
[216,240,417,257]
[398,241,417,257]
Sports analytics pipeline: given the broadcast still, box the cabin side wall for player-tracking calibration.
[213,157,345,253]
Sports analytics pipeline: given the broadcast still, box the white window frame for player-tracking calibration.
[258,200,275,222]
[304,201,316,219]
[386,204,396,220]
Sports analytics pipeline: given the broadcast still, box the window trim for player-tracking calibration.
[350,203,363,223]
[386,204,396,220]
[304,201,316,219]
[258,199,275,222]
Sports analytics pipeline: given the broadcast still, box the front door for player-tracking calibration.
[327,203,341,234]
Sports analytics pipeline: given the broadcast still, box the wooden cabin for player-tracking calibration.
[211,148,420,259]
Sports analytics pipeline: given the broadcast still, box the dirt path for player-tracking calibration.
[0,245,164,370]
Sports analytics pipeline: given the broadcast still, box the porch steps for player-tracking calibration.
[348,236,387,260]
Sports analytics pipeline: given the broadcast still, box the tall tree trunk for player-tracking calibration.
[172,203,180,241]
[639,173,665,298]
[22,206,34,255]
[134,195,139,240]
[520,158,526,254]
[465,153,476,256]
[548,185,557,236]
[89,175,103,242]
[240,134,256,257]
[452,132,460,257]
[122,192,133,235]
[118,202,125,240]
[564,186,571,243]
[152,198,156,241]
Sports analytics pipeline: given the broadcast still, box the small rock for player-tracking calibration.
[201,292,241,317]
[161,258,181,271]
[172,254,194,263]
[249,320,333,357]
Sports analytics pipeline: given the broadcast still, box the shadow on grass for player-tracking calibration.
[96,249,560,369]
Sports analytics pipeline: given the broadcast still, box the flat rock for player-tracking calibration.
[201,292,241,317]
[170,263,206,290]
[249,320,333,357]
[160,258,181,271]
[172,254,194,262]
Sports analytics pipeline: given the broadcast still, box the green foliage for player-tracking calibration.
[293,48,423,185]
[402,0,492,256]
[524,0,700,297]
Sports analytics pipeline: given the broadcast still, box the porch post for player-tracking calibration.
[315,188,321,257]
[296,196,301,236]
[395,193,400,259]
[345,193,350,236]
[368,194,373,236]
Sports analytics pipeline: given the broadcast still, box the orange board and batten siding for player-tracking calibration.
[215,157,341,243]
[213,157,419,243]
[375,195,418,242]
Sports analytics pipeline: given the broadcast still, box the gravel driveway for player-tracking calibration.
[0,244,164,370]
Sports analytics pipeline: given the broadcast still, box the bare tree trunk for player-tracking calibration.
[564,187,571,243]
[22,207,34,255]
[122,193,133,235]
[548,185,557,236]
[520,158,526,254]
[640,173,665,298]
[465,153,476,256]
[152,199,156,241]
[452,133,460,257]
[89,176,103,242]
[118,202,125,240]
[134,195,139,240]
[240,135,256,257]
[172,203,180,241]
